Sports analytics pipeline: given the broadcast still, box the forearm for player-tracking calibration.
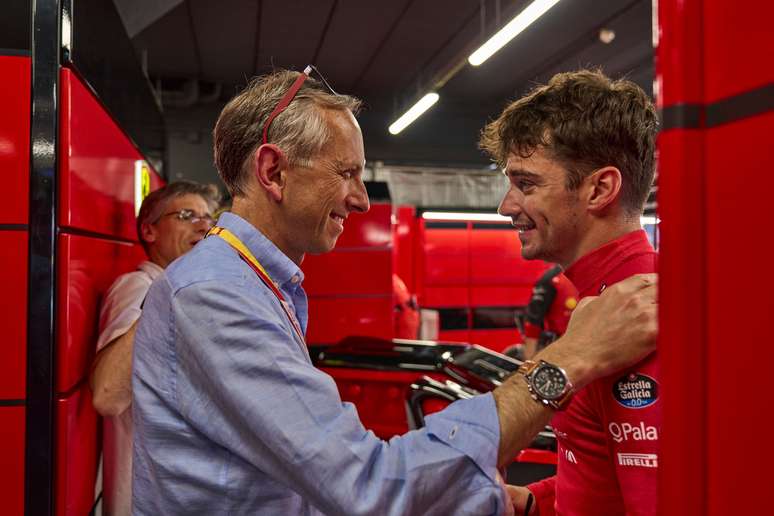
[494,335,593,466]
[91,322,137,416]
[493,373,553,466]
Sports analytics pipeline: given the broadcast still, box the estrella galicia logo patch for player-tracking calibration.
[613,373,659,409]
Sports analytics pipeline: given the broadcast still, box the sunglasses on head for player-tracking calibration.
[261,65,338,145]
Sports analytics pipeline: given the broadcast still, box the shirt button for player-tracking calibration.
[449,425,458,439]
[291,275,300,284]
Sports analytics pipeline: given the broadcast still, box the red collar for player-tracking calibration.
[564,230,656,297]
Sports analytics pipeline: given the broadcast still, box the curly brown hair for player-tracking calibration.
[480,69,658,215]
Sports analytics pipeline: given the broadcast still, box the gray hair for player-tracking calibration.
[136,180,221,251]
[213,69,362,196]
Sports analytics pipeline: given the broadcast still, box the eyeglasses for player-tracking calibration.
[261,64,339,145]
[161,209,215,227]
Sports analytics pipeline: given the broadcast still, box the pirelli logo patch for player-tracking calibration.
[617,453,658,468]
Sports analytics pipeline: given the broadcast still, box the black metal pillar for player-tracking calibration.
[26,0,60,514]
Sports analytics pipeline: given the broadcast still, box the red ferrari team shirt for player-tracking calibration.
[529,230,658,516]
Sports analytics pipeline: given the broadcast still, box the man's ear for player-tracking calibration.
[586,166,623,214]
[253,144,287,202]
[140,222,157,244]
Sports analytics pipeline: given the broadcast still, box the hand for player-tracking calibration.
[542,273,657,389]
[505,485,537,515]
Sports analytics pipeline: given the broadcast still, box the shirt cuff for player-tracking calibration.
[424,392,500,483]
[528,476,556,516]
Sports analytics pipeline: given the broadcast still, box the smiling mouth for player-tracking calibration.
[512,220,536,233]
[330,213,346,226]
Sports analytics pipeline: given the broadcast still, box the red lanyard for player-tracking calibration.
[207,226,305,345]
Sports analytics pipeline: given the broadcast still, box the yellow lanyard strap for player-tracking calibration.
[206,226,305,345]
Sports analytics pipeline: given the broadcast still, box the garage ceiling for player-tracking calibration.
[116,0,654,166]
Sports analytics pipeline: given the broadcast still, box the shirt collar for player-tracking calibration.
[216,212,304,288]
[564,229,653,296]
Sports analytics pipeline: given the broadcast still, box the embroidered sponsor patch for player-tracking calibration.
[608,421,658,443]
[613,372,659,409]
[617,453,658,468]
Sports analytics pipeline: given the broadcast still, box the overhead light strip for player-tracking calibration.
[388,93,440,135]
[422,211,511,222]
[468,0,562,66]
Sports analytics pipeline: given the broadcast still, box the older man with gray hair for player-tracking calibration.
[131,68,657,515]
[91,180,219,516]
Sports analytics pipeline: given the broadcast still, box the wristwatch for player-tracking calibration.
[517,359,574,410]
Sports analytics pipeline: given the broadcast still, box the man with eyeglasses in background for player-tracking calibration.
[90,180,219,516]
[131,69,657,515]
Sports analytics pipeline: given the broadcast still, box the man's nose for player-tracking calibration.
[347,179,370,214]
[193,218,212,233]
[498,189,522,218]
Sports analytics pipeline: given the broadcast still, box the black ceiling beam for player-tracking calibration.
[252,0,262,76]
[349,0,414,93]
[398,2,481,101]
[185,0,202,78]
[311,0,338,66]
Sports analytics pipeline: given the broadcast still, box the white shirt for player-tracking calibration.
[97,261,163,516]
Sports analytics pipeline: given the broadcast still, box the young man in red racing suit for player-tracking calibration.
[480,69,659,515]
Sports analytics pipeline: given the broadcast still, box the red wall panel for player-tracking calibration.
[470,229,548,287]
[0,407,25,516]
[302,203,394,344]
[319,368,447,439]
[306,297,393,344]
[59,68,163,240]
[421,227,469,286]
[656,1,708,514]
[470,227,519,282]
[302,250,392,295]
[416,220,547,349]
[469,286,531,307]
[0,231,27,399]
[334,203,392,248]
[658,1,774,514]
[55,386,98,516]
[467,330,521,353]
[437,329,471,343]
[703,2,774,101]
[704,113,774,516]
[654,0,704,108]
[421,286,468,307]
[393,206,417,292]
[56,234,144,394]
[0,56,30,225]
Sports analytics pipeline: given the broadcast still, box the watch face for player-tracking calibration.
[533,365,567,400]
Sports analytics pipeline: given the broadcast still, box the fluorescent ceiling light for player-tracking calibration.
[388,93,440,135]
[422,212,511,222]
[640,216,661,225]
[468,0,562,66]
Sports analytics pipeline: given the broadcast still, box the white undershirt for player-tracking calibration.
[96,261,162,516]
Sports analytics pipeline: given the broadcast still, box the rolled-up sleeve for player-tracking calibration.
[171,278,509,515]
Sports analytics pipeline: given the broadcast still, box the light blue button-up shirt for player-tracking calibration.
[132,212,508,515]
